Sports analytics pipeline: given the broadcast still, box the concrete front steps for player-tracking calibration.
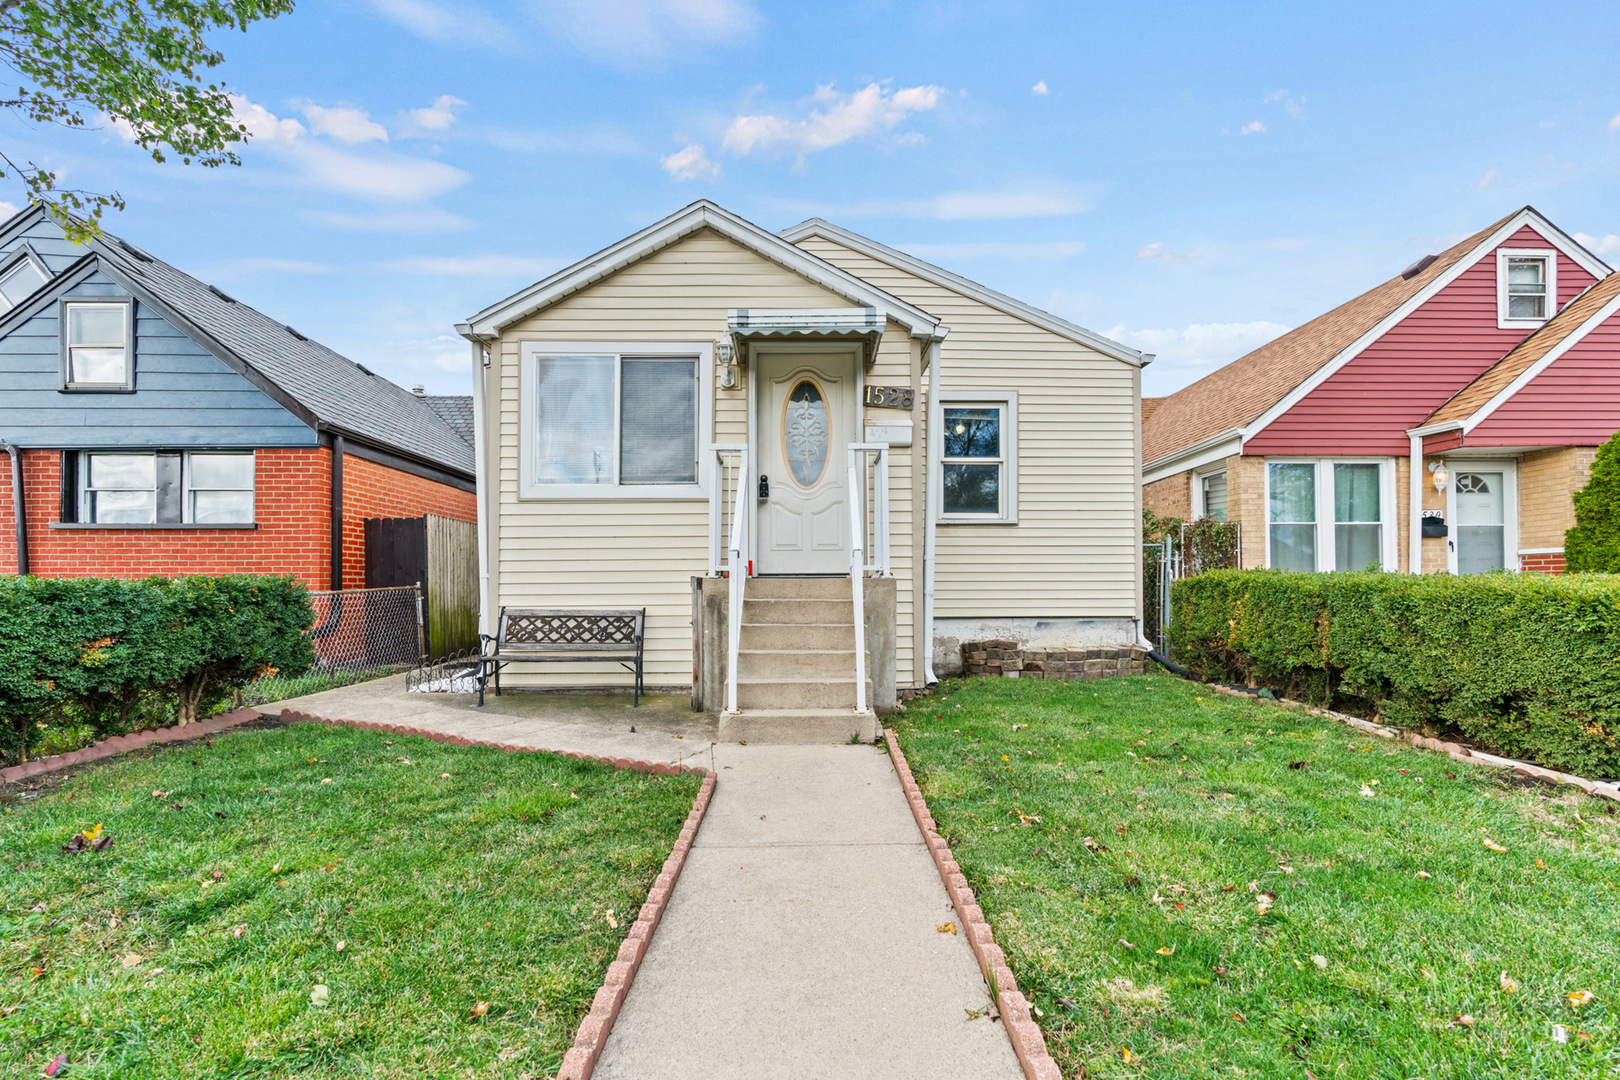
[717,576,878,744]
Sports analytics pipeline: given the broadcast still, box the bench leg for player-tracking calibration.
[477,658,487,707]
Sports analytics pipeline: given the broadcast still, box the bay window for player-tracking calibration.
[519,342,710,498]
[1267,459,1392,572]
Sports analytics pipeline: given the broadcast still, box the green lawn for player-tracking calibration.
[895,674,1620,1079]
[1,721,700,1079]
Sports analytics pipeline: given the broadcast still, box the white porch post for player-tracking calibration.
[1408,433,1423,575]
[471,340,493,638]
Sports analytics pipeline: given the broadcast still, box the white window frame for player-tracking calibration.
[1444,460,1518,574]
[79,451,158,524]
[1263,458,1398,572]
[1497,248,1557,330]
[183,451,256,524]
[60,297,136,392]
[937,391,1018,524]
[1192,464,1228,521]
[518,340,712,500]
[0,244,50,314]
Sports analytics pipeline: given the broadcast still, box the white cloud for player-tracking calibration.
[723,82,943,157]
[367,0,510,45]
[230,95,306,145]
[378,254,567,276]
[293,141,466,202]
[98,113,140,143]
[900,240,1086,260]
[1610,112,1620,130]
[660,142,720,181]
[1239,120,1266,135]
[785,181,1094,221]
[302,104,389,145]
[1263,89,1306,120]
[1476,167,1498,190]
[401,95,466,136]
[1109,321,1290,371]
[303,207,472,233]
[1137,242,1200,264]
[1031,80,1049,96]
[0,200,19,220]
[537,0,756,63]
[1576,231,1620,256]
[487,124,639,154]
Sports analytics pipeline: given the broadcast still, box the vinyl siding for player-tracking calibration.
[488,228,908,688]
[1246,226,1600,457]
[793,235,1141,623]
[2,213,92,275]
[0,272,315,448]
[1468,315,1620,447]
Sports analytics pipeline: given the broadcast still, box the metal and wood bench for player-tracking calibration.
[477,607,645,706]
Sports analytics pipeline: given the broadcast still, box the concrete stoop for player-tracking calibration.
[718,576,879,744]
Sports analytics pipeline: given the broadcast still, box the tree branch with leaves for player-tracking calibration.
[0,0,294,239]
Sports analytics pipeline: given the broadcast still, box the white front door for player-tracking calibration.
[756,351,855,574]
[1448,464,1516,573]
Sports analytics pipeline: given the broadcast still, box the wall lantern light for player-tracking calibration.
[1428,460,1449,493]
[716,339,737,389]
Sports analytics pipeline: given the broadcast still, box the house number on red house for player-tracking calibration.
[863,385,913,410]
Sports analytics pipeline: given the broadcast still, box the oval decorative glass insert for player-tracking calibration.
[782,379,829,487]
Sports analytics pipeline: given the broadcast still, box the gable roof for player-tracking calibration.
[1141,207,1612,467]
[423,394,475,445]
[459,200,943,341]
[778,217,1148,367]
[1422,271,1620,431]
[0,206,473,477]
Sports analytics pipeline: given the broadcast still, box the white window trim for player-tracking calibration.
[1263,458,1399,572]
[937,391,1018,524]
[1192,463,1228,521]
[1445,460,1518,574]
[78,450,256,525]
[1496,248,1557,330]
[183,451,256,524]
[0,244,51,313]
[80,451,158,525]
[60,297,136,392]
[518,340,712,500]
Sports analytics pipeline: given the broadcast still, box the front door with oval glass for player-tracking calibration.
[757,353,854,574]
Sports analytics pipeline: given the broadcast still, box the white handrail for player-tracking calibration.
[725,446,749,714]
[848,461,868,715]
[706,444,746,576]
[847,443,890,575]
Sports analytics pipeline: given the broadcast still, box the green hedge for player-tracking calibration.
[1565,430,1620,572]
[1168,569,1620,776]
[0,575,315,766]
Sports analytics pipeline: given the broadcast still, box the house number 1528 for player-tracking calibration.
[863,385,914,410]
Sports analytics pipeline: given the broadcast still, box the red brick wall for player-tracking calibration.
[1143,472,1191,522]
[1520,550,1566,575]
[0,446,474,588]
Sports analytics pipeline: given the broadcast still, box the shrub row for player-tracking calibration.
[0,575,315,766]
[1169,569,1620,776]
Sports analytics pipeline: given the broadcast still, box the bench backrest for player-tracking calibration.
[497,608,644,649]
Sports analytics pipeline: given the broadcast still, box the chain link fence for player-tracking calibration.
[1143,521,1243,656]
[242,585,424,706]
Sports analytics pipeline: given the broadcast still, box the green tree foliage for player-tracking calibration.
[0,0,295,237]
[1169,569,1620,775]
[1564,431,1620,572]
[0,574,313,764]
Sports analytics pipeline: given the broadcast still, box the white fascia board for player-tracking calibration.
[1143,428,1242,484]
[779,218,1148,367]
[1242,207,1611,446]
[461,201,940,340]
[1460,287,1620,433]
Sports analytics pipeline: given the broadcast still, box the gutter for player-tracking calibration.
[3,442,25,576]
[923,338,942,685]
[470,340,492,639]
[329,435,344,592]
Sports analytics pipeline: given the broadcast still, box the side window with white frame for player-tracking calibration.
[939,394,1017,522]
[1267,459,1391,572]
[1497,249,1556,329]
[1198,470,1228,521]
[520,342,708,498]
[0,246,50,314]
[76,450,254,525]
[61,298,135,391]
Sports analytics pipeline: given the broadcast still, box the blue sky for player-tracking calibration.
[6,0,1620,396]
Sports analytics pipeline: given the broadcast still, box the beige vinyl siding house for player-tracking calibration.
[460,202,1147,740]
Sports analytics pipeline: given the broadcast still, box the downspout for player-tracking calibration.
[923,337,942,685]
[330,434,345,592]
[470,340,492,639]
[1408,433,1423,575]
[3,442,26,576]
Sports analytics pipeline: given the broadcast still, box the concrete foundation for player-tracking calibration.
[932,616,1137,677]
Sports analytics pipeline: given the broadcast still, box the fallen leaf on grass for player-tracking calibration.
[1119,1047,1134,1062]
[1453,1015,1475,1028]
[336,941,346,952]
[1118,938,1136,950]
[470,1000,490,1019]
[1500,972,1518,994]
[1566,990,1594,1008]
[1312,955,1328,968]
[230,925,247,939]
[1155,945,1175,956]
[309,984,329,1007]
[1230,1011,1245,1023]
[1358,785,1377,798]
[1416,871,1432,880]
[937,922,957,935]
[120,953,143,968]
[1483,839,1508,853]
[440,773,452,780]
[1552,1023,1571,1043]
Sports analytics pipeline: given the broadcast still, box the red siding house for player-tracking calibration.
[0,207,475,587]
[1143,207,1616,575]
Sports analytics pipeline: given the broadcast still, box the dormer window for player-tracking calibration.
[60,298,135,391]
[1497,249,1556,329]
[0,247,49,313]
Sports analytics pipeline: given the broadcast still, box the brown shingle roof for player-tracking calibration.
[1142,210,1520,466]
[1424,272,1620,428]
[1141,397,1166,424]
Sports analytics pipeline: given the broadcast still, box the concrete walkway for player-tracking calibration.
[259,680,1022,1079]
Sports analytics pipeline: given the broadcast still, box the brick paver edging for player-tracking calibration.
[883,728,1061,1080]
[0,707,263,786]
[276,707,715,1080]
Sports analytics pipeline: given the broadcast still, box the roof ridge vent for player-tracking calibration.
[1401,254,1439,280]
[355,362,375,376]
[207,284,237,303]
[115,238,153,263]
[285,325,307,341]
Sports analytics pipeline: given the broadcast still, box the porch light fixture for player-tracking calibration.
[1429,460,1448,493]
[715,339,737,389]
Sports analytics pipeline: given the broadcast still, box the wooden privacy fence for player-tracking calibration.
[365,513,479,660]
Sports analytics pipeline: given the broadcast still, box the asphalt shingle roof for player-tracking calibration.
[422,395,475,446]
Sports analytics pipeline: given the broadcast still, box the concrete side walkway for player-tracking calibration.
[256,681,1022,1080]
